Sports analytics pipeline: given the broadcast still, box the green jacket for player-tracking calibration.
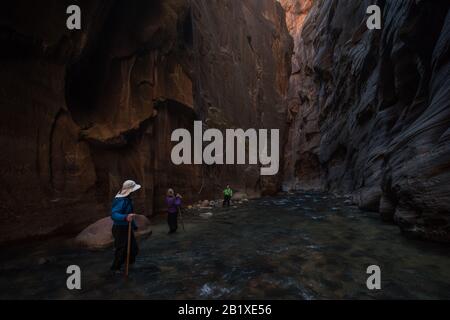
[223,188,233,197]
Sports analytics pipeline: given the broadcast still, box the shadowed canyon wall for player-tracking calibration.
[283,0,450,242]
[191,0,292,196]
[0,0,292,243]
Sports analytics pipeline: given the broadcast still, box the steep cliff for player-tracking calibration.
[0,0,193,242]
[191,0,292,196]
[284,0,450,242]
[0,0,292,243]
[278,0,316,189]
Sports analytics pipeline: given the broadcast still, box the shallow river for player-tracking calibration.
[1,192,450,299]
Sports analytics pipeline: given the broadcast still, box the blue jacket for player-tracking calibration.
[111,196,137,230]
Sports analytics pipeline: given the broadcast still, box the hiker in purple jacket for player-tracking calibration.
[166,188,182,234]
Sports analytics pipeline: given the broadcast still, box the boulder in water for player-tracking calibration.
[201,200,210,207]
[233,192,249,201]
[75,215,152,249]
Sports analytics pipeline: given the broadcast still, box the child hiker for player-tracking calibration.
[110,180,141,274]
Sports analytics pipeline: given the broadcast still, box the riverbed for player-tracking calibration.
[1,192,450,299]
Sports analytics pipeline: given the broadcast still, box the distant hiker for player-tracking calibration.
[223,185,233,207]
[166,188,182,234]
[110,180,141,274]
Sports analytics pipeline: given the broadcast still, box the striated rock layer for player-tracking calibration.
[0,0,292,243]
[284,0,450,242]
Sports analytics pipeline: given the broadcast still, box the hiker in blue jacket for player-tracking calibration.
[110,180,141,273]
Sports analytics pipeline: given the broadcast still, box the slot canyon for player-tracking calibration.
[0,0,450,300]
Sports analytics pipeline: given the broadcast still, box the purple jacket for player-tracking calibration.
[166,196,182,214]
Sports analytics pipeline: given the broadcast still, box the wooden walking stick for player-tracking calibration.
[125,219,132,277]
[178,207,186,231]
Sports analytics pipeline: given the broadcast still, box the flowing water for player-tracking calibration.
[1,192,450,299]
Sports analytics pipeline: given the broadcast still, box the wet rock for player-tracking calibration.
[201,200,210,207]
[74,215,152,250]
[355,187,381,212]
[233,192,249,201]
[199,212,213,219]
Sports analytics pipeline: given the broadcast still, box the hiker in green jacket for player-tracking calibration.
[223,185,233,207]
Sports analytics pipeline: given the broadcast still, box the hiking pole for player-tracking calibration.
[125,219,132,277]
[178,207,186,231]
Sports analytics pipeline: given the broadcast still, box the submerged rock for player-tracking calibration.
[199,212,213,219]
[75,215,152,250]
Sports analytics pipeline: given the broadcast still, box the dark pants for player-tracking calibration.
[111,224,139,271]
[223,195,231,207]
[168,211,178,233]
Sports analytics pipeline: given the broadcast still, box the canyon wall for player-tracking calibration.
[0,0,292,243]
[278,0,316,190]
[191,0,292,196]
[284,0,450,242]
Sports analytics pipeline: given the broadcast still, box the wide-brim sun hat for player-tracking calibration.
[116,180,141,198]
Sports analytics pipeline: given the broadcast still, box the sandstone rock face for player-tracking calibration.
[75,215,152,249]
[284,0,450,242]
[278,0,317,190]
[190,0,293,196]
[0,0,292,243]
